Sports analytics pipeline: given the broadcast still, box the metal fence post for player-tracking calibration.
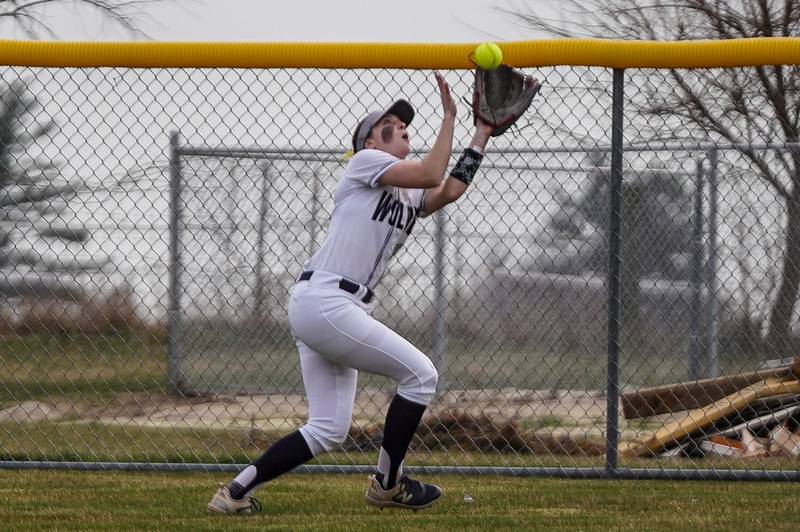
[309,164,322,256]
[606,68,625,477]
[168,130,185,395]
[688,157,705,380]
[254,161,271,324]
[433,208,448,391]
[706,147,720,378]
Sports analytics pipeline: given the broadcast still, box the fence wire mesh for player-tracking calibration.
[1,64,799,479]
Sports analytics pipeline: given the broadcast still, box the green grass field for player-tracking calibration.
[1,331,798,530]
[0,329,790,472]
[0,470,798,531]
[0,328,764,402]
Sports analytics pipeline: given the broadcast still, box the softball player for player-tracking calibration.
[209,71,494,513]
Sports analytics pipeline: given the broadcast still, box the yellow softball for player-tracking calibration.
[474,42,502,70]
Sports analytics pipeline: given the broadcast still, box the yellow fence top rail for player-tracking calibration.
[1,38,799,69]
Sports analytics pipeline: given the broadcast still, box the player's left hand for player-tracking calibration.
[474,118,494,139]
[472,65,541,137]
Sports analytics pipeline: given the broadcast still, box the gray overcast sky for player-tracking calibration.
[3,0,553,41]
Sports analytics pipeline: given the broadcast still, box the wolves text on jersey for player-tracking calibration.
[371,190,419,236]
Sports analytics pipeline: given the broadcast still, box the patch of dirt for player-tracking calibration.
[0,400,73,423]
[5,388,623,455]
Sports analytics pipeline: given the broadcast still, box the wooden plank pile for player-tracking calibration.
[620,358,800,458]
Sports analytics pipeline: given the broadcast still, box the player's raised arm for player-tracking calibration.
[423,64,542,214]
[377,72,456,189]
[421,119,493,214]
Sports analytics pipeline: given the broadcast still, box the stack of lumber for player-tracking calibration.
[620,358,800,458]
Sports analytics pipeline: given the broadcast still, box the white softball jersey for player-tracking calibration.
[287,148,439,456]
[305,148,427,289]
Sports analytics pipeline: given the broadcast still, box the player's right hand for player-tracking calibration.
[434,71,457,120]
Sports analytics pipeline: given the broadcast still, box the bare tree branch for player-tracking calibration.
[0,0,174,39]
[505,0,800,344]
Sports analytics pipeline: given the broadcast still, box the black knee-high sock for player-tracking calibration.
[228,430,313,500]
[377,394,427,489]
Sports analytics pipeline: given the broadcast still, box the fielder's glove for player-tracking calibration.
[472,64,541,137]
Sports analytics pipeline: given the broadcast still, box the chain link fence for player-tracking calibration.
[1,59,799,480]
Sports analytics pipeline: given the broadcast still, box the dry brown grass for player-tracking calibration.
[0,283,145,334]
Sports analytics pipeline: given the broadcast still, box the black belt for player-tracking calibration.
[298,270,374,303]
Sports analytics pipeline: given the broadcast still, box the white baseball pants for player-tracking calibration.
[287,270,438,456]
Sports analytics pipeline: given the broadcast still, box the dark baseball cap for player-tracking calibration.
[351,99,415,153]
